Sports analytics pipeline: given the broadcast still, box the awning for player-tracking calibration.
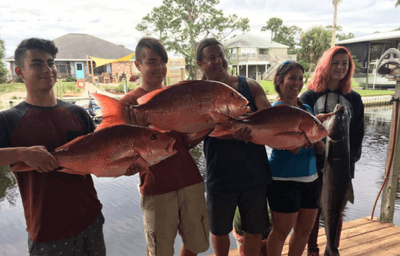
[89,53,135,68]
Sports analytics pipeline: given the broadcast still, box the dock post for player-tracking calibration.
[380,80,400,223]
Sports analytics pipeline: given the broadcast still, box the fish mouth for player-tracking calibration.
[227,105,250,117]
[165,138,177,154]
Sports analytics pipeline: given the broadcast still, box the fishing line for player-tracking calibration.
[370,96,398,220]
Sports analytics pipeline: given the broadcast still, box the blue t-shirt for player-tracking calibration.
[268,101,318,180]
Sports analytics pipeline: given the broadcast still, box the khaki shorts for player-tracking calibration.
[141,182,209,256]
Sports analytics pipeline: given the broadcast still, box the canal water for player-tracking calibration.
[0,107,399,256]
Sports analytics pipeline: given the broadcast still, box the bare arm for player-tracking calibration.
[0,146,59,173]
[246,78,271,110]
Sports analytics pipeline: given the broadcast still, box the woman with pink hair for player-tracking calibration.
[300,46,365,256]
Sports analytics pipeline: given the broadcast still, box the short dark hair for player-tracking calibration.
[14,38,58,67]
[273,60,305,97]
[135,37,168,64]
[196,37,223,62]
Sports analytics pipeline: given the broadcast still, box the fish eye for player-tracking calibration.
[150,134,158,140]
[231,92,236,97]
[314,119,319,125]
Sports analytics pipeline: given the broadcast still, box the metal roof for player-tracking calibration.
[225,33,289,49]
[337,30,400,45]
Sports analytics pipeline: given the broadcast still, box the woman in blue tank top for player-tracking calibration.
[266,61,327,256]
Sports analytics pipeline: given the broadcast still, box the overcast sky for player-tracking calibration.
[1,0,399,59]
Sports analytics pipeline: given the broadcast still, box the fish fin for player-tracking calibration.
[148,124,169,133]
[137,87,165,105]
[209,124,232,137]
[208,111,234,137]
[124,161,148,176]
[209,124,235,137]
[55,134,91,151]
[91,93,128,130]
[209,111,234,124]
[136,80,201,105]
[347,181,355,204]
[10,162,34,172]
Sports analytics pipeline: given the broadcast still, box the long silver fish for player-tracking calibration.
[321,104,354,256]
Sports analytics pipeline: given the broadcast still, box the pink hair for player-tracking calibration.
[307,46,355,95]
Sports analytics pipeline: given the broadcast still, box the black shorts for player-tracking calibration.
[207,186,268,236]
[267,179,319,213]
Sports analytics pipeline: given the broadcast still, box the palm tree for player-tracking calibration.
[331,0,342,47]
[396,0,400,7]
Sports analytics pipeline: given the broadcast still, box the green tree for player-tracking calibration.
[0,39,8,84]
[136,0,250,79]
[261,17,283,40]
[326,25,355,41]
[336,32,355,41]
[273,25,303,54]
[261,18,302,54]
[298,26,331,82]
[396,0,400,7]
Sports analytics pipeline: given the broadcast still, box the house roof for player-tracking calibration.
[224,33,289,49]
[5,33,134,61]
[337,30,400,45]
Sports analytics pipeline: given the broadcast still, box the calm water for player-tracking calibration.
[0,107,399,256]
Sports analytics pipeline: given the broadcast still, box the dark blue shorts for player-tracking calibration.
[267,179,319,213]
[207,185,268,236]
[28,211,106,256]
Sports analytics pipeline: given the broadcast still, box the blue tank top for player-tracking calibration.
[204,76,272,194]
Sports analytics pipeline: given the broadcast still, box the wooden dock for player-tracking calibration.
[207,217,400,256]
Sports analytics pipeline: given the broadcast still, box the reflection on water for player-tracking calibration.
[0,165,18,211]
[1,108,400,255]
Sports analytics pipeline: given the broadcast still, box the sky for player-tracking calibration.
[0,0,399,61]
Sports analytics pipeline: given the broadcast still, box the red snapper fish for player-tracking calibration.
[209,105,328,150]
[11,124,177,177]
[92,80,250,133]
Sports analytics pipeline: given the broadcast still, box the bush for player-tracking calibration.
[102,82,138,93]
[65,76,77,82]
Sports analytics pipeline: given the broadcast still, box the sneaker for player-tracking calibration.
[307,247,319,256]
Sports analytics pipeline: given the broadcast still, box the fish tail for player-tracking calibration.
[91,93,128,130]
[347,181,355,204]
[10,162,34,172]
[324,243,340,256]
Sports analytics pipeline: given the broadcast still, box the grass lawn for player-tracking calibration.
[259,80,395,98]
[0,80,396,99]
[0,83,26,93]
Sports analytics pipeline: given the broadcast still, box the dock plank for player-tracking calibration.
[207,217,400,256]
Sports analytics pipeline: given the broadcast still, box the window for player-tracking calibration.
[77,64,83,70]
[232,48,237,59]
[240,48,256,58]
[56,62,68,74]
